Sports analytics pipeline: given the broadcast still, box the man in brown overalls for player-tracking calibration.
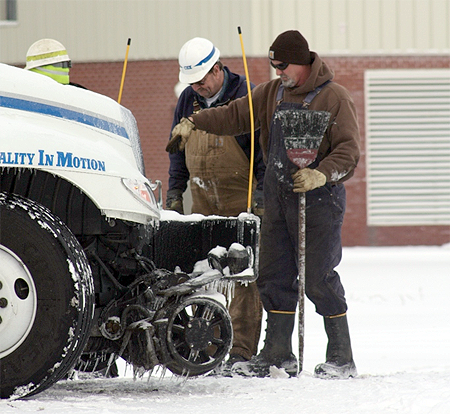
[166,37,266,374]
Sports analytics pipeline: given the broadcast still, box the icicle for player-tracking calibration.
[124,361,131,377]
[159,366,168,381]
[179,369,190,385]
[104,353,116,378]
[91,357,100,373]
[133,365,147,380]
[221,280,235,306]
[146,368,154,382]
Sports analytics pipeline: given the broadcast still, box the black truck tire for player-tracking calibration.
[0,192,94,399]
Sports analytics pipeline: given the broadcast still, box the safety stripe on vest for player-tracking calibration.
[30,66,70,85]
[0,93,129,139]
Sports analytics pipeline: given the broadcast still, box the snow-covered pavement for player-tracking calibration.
[2,245,450,414]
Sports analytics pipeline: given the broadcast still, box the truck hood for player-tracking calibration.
[0,63,160,224]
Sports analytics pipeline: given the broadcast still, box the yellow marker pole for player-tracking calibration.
[118,38,131,104]
[238,27,255,214]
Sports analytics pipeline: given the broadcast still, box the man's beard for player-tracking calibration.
[281,77,296,88]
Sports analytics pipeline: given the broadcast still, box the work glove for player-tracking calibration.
[165,117,196,154]
[165,188,184,214]
[292,168,326,193]
[252,188,264,218]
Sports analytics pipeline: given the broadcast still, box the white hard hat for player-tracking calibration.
[178,37,220,84]
[25,39,71,70]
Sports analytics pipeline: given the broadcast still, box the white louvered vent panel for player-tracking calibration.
[365,70,450,226]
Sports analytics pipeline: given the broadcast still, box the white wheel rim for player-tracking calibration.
[0,245,37,359]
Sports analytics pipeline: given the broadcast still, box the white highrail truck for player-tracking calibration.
[0,63,259,399]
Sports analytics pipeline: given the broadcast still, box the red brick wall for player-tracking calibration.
[70,55,450,247]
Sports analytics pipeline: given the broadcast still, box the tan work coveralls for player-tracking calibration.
[185,129,263,359]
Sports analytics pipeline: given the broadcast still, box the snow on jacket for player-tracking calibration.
[168,66,265,192]
[192,53,360,184]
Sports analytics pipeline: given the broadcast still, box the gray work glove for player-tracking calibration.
[252,188,264,217]
[166,188,184,214]
[292,168,326,193]
[165,117,196,154]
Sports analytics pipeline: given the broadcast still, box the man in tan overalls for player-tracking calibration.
[166,38,265,374]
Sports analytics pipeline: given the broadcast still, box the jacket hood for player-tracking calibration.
[288,52,334,95]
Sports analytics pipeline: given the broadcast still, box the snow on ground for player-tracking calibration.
[2,245,450,414]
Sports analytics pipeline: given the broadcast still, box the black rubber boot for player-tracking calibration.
[232,311,297,378]
[314,314,357,379]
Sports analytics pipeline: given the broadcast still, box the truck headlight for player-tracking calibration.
[122,178,160,216]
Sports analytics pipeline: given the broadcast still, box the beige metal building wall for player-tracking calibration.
[270,0,450,55]
[1,0,449,65]
[0,0,257,64]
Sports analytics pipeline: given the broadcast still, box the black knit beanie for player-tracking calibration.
[269,30,311,65]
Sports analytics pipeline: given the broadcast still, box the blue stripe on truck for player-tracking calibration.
[0,94,129,139]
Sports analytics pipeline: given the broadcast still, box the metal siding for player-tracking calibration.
[364,0,382,51]
[415,0,431,51]
[296,0,314,46]
[432,0,450,50]
[313,0,332,52]
[398,0,415,51]
[251,0,271,54]
[0,0,449,65]
[330,0,348,52]
[348,0,365,52]
[380,0,398,51]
